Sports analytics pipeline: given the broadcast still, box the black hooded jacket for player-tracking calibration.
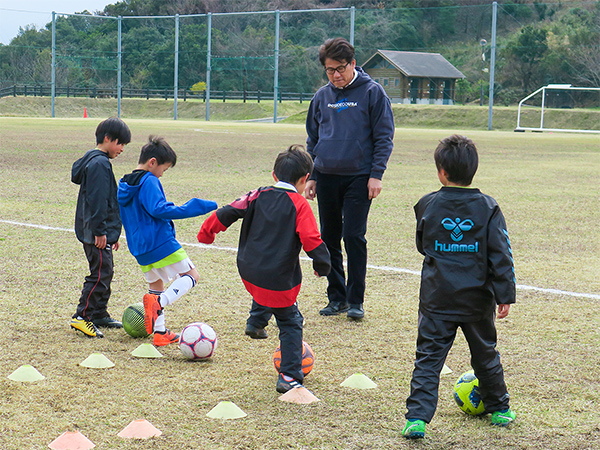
[71,149,122,245]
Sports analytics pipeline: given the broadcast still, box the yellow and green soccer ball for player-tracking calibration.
[453,370,485,415]
[122,302,149,338]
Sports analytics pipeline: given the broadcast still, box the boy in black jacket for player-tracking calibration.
[198,145,331,393]
[70,117,131,338]
[403,135,516,439]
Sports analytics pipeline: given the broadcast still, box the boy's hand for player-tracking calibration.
[112,242,120,251]
[95,235,107,249]
[314,270,321,277]
[497,304,510,319]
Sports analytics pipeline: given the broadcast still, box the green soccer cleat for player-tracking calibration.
[491,409,516,426]
[403,419,426,439]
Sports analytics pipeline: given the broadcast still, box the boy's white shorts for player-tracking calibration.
[143,258,196,284]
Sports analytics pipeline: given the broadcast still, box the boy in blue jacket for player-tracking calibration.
[118,136,217,346]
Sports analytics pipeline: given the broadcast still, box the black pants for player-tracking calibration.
[406,313,510,422]
[74,243,114,321]
[315,173,371,306]
[247,300,304,382]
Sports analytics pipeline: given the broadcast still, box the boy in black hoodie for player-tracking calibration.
[70,117,131,338]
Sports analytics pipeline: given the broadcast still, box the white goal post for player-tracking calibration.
[515,84,600,134]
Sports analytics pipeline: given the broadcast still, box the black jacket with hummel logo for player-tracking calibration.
[414,186,516,322]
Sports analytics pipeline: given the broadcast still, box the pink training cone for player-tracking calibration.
[48,431,95,450]
[117,419,162,439]
[83,107,88,118]
[278,386,320,404]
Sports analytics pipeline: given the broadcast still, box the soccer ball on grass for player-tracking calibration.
[179,322,218,360]
[453,370,485,415]
[122,302,149,338]
[273,341,315,376]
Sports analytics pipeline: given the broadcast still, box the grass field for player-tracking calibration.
[0,118,599,449]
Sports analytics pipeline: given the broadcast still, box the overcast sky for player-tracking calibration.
[0,1,112,44]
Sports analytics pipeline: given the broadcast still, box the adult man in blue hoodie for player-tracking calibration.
[305,37,395,320]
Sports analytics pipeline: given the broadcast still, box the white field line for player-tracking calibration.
[2,219,600,301]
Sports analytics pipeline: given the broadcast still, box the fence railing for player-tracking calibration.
[0,85,314,103]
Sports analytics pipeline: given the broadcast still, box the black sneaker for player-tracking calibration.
[347,304,364,320]
[93,316,123,328]
[245,324,268,339]
[276,374,303,393]
[319,302,350,316]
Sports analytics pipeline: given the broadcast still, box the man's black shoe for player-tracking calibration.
[93,316,123,328]
[347,304,364,320]
[319,302,350,316]
[245,324,268,339]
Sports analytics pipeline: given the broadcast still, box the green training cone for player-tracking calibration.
[206,401,247,419]
[8,364,45,382]
[340,373,378,389]
[131,343,164,358]
[79,353,115,369]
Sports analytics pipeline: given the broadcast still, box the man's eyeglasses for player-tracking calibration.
[325,62,350,75]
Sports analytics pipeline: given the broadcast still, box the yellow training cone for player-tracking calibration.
[441,364,453,375]
[131,343,164,358]
[340,373,377,389]
[8,365,45,382]
[79,353,115,369]
[206,401,247,419]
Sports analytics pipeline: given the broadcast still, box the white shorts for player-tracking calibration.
[143,258,196,284]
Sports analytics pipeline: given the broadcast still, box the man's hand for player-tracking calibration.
[368,178,382,200]
[497,304,511,319]
[112,241,120,251]
[305,180,317,200]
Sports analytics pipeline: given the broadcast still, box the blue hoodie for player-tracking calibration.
[118,170,217,266]
[305,66,395,180]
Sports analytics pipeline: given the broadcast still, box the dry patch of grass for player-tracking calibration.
[0,118,599,449]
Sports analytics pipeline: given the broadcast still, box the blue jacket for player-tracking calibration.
[305,66,395,180]
[118,170,217,266]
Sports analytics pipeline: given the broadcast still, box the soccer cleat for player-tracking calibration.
[491,409,516,426]
[403,419,426,439]
[70,318,104,338]
[143,293,162,334]
[93,316,123,328]
[245,324,268,339]
[319,302,350,316]
[153,329,180,346]
[276,374,303,393]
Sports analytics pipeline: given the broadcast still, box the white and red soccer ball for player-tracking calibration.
[178,322,217,360]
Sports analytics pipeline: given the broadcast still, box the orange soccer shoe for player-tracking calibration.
[153,329,180,346]
[143,294,162,335]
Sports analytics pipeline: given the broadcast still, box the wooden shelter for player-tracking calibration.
[362,50,465,105]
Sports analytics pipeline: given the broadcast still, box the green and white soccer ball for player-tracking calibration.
[453,370,485,415]
[122,302,149,338]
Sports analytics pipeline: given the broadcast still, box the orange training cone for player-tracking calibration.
[83,107,88,118]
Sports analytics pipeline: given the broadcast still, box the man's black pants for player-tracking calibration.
[315,173,371,306]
